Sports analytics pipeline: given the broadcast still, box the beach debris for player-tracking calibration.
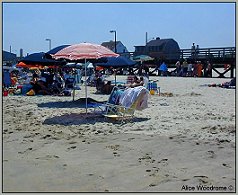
[35,155,59,160]
[67,146,77,150]
[149,183,157,187]
[160,102,169,106]
[106,144,120,151]
[160,92,174,97]
[222,163,232,168]
[190,92,202,96]
[206,150,216,158]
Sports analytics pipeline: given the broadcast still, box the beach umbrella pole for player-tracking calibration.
[72,73,76,101]
[85,59,88,114]
[114,69,116,86]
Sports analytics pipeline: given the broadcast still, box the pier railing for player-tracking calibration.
[180,47,236,61]
[118,47,236,78]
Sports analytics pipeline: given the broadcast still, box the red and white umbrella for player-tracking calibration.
[52,42,118,60]
[52,42,119,114]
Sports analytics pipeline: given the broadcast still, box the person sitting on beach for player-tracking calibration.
[102,80,113,94]
[30,74,51,95]
[220,77,236,88]
[129,76,144,88]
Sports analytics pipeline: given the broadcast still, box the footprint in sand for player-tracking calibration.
[206,150,216,158]
[18,147,34,154]
[193,175,211,184]
[35,155,59,160]
[158,158,169,166]
[113,152,120,157]
[67,146,77,151]
[222,163,232,168]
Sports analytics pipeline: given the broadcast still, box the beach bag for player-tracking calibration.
[26,89,35,96]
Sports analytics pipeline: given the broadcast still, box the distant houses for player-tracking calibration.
[101,40,130,58]
[134,37,180,60]
[101,37,181,60]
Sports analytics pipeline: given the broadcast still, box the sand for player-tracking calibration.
[2,76,236,192]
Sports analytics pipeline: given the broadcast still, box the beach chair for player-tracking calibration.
[147,80,160,95]
[101,86,149,122]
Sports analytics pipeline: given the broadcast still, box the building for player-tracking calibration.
[3,50,17,65]
[101,41,130,58]
[134,37,180,60]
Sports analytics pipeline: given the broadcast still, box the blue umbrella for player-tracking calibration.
[46,45,71,55]
[20,52,61,65]
[96,56,137,85]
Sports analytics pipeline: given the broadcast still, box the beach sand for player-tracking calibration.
[2,76,236,192]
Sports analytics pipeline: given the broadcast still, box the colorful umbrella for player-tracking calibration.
[52,42,118,61]
[52,42,119,114]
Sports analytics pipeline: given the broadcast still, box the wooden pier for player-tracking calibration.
[120,47,236,78]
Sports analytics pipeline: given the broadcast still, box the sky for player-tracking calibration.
[2,2,236,57]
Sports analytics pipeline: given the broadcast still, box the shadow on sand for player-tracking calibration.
[43,112,150,126]
[38,98,105,109]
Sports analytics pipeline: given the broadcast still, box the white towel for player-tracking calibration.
[119,86,148,110]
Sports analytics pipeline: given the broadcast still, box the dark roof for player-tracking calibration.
[146,38,175,47]
[3,51,17,61]
[101,41,120,50]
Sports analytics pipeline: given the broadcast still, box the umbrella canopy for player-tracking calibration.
[133,55,154,62]
[52,42,119,114]
[64,62,83,69]
[96,56,137,85]
[46,45,71,55]
[52,42,119,61]
[19,52,62,66]
[95,56,136,68]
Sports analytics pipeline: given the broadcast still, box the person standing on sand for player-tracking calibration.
[206,61,212,78]
[181,59,188,76]
[193,62,198,77]
[197,61,203,77]
[187,61,193,77]
[175,60,181,76]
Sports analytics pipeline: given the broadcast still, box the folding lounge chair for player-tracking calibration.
[102,86,149,121]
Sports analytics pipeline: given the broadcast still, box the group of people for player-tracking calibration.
[173,60,212,77]
[3,68,81,96]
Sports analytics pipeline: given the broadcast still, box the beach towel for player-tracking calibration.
[119,86,148,110]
